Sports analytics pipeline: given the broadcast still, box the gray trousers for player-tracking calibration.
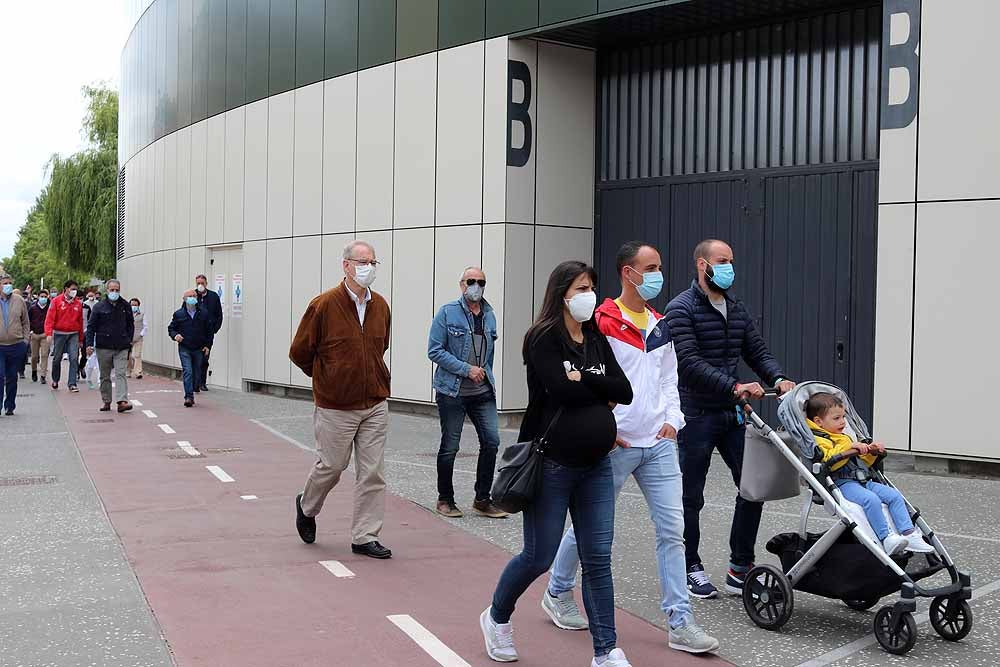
[97,348,129,404]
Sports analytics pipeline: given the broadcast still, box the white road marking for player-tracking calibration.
[250,419,312,452]
[795,577,1000,667]
[142,409,158,418]
[131,400,143,406]
[319,560,355,578]
[158,424,176,434]
[240,495,258,500]
[387,615,471,667]
[206,465,234,483]
[177,441,201,457]
[134,389,182,394]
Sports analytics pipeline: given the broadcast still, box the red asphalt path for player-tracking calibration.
[55,375,730,667]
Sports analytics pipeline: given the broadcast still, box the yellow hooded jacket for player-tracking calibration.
[807,419,877,472]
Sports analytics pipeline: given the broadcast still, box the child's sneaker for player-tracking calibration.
[904,531,936,553]
[882,534,908,555]
[725,564,753,595]
[686,564,718,599]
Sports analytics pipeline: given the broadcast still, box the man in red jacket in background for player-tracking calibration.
[44,280,85,392]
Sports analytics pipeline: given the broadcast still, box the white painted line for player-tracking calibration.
[134,389,183,394]
[319,560,355,578]
[142,409,158,418]
[177,441,201,457]
[240,495,258,500]
[387,615,470,667]
[795,576,1000,667]
[158,424,176,434]
[250,419,312,452]
[205,465,234,483]
[131,400,143,406]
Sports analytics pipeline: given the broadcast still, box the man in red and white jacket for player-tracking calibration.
[44,280,85,392]
[541,242,719,655]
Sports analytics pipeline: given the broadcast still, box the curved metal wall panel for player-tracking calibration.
[598,3,881,181]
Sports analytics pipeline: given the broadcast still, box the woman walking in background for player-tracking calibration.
[128,298,146,379]
[480,261,635,667]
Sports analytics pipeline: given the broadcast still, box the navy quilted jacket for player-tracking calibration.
[665,281,784,411]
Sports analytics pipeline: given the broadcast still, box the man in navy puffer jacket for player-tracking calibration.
[665,239,796,599]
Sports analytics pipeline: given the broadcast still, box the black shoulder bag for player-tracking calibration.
[490,407,563,514]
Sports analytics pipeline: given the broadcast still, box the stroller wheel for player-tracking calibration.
[742,564,794,630]
[929,596,973,641]
[843,597,881,612]
[873,606,917,655]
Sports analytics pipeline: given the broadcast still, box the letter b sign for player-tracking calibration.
[507,60,532,167]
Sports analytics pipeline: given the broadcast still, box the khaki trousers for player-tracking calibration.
[97,348,129,404]
[300,401,389,545]
[30,333,50,376]
[129,339,143,376]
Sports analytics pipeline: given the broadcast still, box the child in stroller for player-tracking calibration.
[805,392,935,556]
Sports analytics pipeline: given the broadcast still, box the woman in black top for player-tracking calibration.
[480,261,634,666]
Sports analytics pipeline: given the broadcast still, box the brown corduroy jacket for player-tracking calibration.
[289,282,391,410]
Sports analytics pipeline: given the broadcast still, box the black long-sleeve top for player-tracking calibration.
[517,324,633,467]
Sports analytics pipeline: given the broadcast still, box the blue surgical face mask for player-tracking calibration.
[627,268,663,301]
[1,284,12,296]
[108,291,120,301]
[39,297,48,306]
[707,262,735,290]
[185,296,198,307]
[131,305,139,313]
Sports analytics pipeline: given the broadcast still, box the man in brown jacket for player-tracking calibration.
[290,240,393,559]
[0,275,31,415]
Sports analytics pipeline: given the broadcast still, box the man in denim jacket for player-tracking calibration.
[427,267,507,519]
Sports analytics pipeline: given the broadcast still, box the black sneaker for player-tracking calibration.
[295,493,316,544]
[31,370,37,382]
[351,541,392,559]
[687,564,718,599]
[725,565,752,595]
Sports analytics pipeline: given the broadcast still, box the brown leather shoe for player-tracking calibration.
[117,401,133,413]
[473,500,509,519]
[99,402,111,412]
[436,500,463,518]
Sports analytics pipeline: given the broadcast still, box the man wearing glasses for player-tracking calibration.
[290,240,394,559]
[427,267,507,519]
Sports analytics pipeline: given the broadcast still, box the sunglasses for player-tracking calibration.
[464,279,486,287]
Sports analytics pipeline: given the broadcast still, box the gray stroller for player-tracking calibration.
[737,381,973,655]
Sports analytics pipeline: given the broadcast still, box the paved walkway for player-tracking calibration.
[46,373,727,667]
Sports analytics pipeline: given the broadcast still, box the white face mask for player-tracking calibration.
[68,289,78,299]
[353,263,376,288]
[196,284,207,293]
[464,283,484,302]
[565,291,597,323]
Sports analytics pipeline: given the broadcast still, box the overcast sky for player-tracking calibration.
[0,2,126,260]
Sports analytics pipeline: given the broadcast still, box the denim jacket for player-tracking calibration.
[428,297,497,398]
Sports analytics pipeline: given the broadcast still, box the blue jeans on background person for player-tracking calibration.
[0,341,28,412]
[549,439,693,629]
[178,346,205,399]
[678,408,762,569]
[491,456,617,657]
[50,333,79,387]
[836,479,913,540]
[435,392,500,503]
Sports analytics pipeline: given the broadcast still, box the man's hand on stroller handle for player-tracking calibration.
[734,382,767,400]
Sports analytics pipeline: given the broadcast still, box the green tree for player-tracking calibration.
[2,194,87,292]
[43,84,119,278]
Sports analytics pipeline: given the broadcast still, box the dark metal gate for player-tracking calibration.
[595,161,877,422]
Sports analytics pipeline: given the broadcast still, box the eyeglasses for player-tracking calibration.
[464,279,486,287]
[347,258,379,267]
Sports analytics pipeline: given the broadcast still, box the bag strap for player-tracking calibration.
[538,406,564,448]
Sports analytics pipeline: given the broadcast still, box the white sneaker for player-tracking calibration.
[904,531,936,553]
[669,623,720,653]
[542,590,589,630]
[882,534,908,555]
[480,607,518,662]
[592,648,631,667]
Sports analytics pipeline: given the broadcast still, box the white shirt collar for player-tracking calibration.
[346,284,372,305]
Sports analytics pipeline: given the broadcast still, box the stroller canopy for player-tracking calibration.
[776,381,872,461]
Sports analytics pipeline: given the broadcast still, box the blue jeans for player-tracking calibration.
[0,341,28,412]
[549,439,692,629]
[435,392,500,503]
[178,346,205,399]
[836,479,913,540]
[50,333,79,387]
[491,456,617,657]
[678,407,762,569]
